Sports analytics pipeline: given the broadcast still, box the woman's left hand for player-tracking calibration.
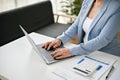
[51,48,71,59]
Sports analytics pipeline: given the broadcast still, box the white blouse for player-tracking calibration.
[83,17,94,42]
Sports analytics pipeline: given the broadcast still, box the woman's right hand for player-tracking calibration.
[42,39,62,50]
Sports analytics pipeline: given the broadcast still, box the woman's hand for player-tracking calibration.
[42,39,62,50]
[51,48,71,59]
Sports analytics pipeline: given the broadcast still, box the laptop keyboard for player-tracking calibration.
[41,48,55,61]
[37,44,56,62]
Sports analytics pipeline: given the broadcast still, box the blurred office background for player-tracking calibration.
[0,0,77,24]
[0,0,120,39]
[0,0,60,13]
[0,0,83,44]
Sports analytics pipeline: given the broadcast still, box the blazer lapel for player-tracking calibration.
[81,0,94,24]
[78,0,94,42]
[89,0,111,32]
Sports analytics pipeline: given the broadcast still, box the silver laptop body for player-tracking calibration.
[19,25,59,64]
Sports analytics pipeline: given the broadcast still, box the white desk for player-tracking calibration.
[0,32,120,80]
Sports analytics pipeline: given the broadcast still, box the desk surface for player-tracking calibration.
[0,32,120,80]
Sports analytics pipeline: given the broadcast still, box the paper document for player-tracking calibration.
[46,52,117,80]
[47,67,89,80]
[73,55,117,80]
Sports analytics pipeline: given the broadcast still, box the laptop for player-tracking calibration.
[19,25,61,64]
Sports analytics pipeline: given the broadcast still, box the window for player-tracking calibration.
[0,0,59,13]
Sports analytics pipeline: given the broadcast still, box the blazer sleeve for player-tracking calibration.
[57,13,80,44]
[69,11,120,55]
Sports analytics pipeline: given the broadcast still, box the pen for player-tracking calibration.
[87,65,103,76]
[96,65,103,71]
[77,58,84,64]
[106,66,114,79]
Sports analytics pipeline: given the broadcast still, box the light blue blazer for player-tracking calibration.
[57,0,120,56]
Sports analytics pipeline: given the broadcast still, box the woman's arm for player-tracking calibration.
[57,13,80,44]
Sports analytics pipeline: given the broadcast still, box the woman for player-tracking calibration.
[42,0,120,59]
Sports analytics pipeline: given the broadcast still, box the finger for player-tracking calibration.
[51,50,59,57]
[53,52,62,58]
[51,50,58,57]
[55,55,64,60]
[47,42,54,50]
[42,43,46,48]
[51,48,61,56]
[44,42,50,49]
[53,44,59,48]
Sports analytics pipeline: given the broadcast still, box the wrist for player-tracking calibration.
[56,38,62,45]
